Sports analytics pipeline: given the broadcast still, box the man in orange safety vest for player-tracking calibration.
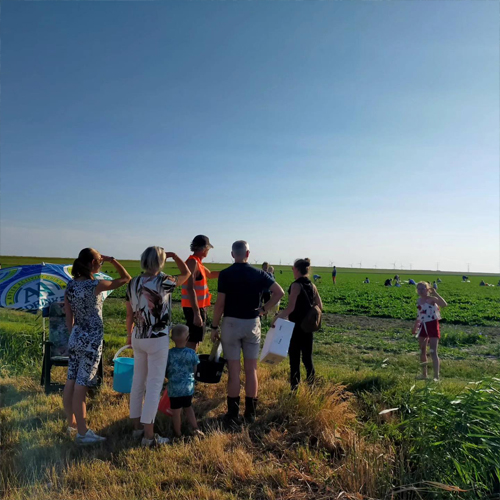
[181,235,220,351]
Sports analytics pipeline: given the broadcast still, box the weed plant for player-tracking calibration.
[399,378,500,497]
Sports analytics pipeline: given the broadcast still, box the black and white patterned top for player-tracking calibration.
[126,273,177,339]
[65,279,104,338]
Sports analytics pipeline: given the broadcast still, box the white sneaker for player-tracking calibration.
[132,429,144,439]
[76,429,107,445]
[141,434,170,447]
[67,426,77,436]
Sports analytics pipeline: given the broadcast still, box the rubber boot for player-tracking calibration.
[244,397,258,424]
[223,396,241,428]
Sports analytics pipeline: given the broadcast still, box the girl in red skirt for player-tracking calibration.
[412,281,448,381]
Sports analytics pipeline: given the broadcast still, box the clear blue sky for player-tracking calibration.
[1,1,498,272]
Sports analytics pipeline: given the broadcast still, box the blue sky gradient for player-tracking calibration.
[1,1,498,272]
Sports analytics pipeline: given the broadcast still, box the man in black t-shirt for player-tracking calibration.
[211,241,284,425]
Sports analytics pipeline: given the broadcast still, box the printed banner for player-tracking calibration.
[0,264,113,314]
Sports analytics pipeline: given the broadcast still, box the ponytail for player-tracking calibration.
[71,248,96,279]
[294,258,311,276]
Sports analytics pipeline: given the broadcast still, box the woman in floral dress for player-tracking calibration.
[64,248,131,445]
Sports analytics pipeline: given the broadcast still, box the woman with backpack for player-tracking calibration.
[272,258,323,391]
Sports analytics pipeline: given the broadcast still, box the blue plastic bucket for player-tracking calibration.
[113,346,134,394]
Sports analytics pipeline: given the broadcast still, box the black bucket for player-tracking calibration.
[195,354,227,384]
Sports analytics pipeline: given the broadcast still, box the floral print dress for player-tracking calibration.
[65,279,104,387]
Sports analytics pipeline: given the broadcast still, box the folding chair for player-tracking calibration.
[41,302,103,394]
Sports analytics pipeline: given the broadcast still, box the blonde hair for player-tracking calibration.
[140,246,166,274]
[171,324,189,340]
[416,281,431,291]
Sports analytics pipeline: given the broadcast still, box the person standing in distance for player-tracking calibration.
[332,265,337,284]
[412,282,448,381]
[181,235,219,352]
[211,241,284,425]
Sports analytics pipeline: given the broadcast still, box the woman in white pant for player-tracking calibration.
[126,246,190,446]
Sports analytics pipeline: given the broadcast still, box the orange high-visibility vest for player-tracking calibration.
[181,255,212,308]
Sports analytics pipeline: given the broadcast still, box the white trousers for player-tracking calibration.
[129,336,169,424]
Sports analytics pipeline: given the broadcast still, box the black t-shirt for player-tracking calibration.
[288,277,315,324]
[218,263,276,319]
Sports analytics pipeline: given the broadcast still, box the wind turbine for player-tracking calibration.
[358,262,362,269]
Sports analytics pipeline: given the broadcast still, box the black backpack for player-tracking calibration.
[299,283,322,333]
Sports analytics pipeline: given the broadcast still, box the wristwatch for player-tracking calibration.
[210,324,219,330]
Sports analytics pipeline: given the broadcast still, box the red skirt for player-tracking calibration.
[419,319,440,339]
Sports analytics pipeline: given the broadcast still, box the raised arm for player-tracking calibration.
[166,252,191,287]
[429,289,448,308]
[64,294,74,333]
[95,257,132,294]
[203,265,220,279]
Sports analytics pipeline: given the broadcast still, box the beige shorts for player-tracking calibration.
[221,317,261,360]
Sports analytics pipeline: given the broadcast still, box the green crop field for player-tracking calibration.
[1,255,499,499]
[1,255,498,326]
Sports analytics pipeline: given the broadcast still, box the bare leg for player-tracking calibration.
[429,338,440,379]
[418,337,429,379]
[184,406,198,430]
[63,379,77,427]
[243,358,258,398]
[143,423,155,440]
[171,409,182,437]
[227,360,241,398]
[131,417,142,430]
[73,384,88,435]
